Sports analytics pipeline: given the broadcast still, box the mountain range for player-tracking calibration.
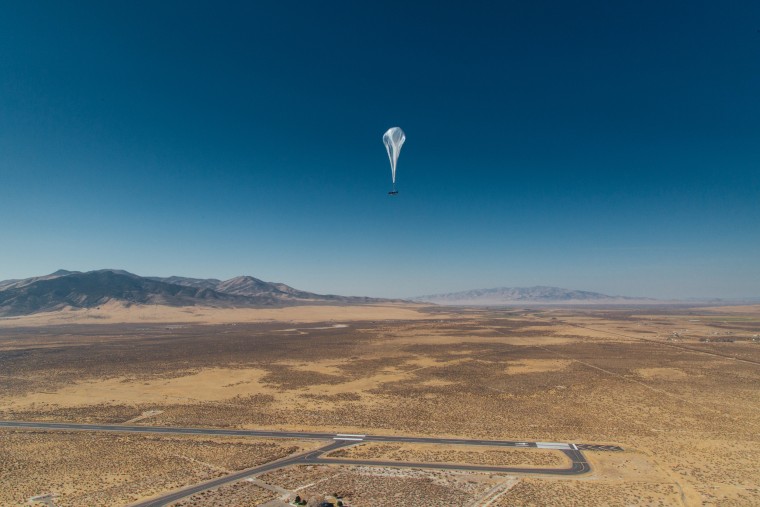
[0,269,387,317]
[411,286,652,305]
[4,271,744,317]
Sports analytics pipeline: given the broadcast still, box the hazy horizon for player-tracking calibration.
[1,267,757,302]
[2,2,758,300]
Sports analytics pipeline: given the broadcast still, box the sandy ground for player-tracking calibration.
[2,367,271,409]
[0,356,476,414]
[326,442,570,467]
[2,304,759,506]
[701,304,760,314]
[0,429,317,507]
[0,300,436,327]
[636,367,690,380]
[506,359,571,374]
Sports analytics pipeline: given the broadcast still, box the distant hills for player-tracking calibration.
[0,269,390,317]
[2,272,751,317]
[411,286,653,305]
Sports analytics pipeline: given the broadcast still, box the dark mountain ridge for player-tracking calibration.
[0,270,393,317]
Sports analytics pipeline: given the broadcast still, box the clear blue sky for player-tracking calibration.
[1,1,758,299]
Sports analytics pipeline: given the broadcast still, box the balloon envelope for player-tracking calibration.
[383,127,405,184]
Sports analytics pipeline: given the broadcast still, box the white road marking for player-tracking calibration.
[333,437,364,441]
[536,442,572,450]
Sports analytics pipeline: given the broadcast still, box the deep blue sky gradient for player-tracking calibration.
[1,1,759,298]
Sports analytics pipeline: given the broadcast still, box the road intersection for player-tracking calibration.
[0,420,622,506]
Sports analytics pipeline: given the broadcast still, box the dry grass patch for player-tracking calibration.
[260,465,498,507]
[494,478,682,506]
[327,442,568,467]
[1,367,271,410]
[169,481,276,506]
[0,302,435,327]
[506,359,571,374]
[0,429,308,507]
[3,305,760,505]
[636,367,689,380]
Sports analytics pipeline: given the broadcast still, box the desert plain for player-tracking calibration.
[1,303,759,506]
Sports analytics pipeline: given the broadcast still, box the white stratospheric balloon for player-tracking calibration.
[383,127,405,192]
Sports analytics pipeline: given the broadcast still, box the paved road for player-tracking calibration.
[129,440,350,507]
[0,420,621,450]
[309,448,591,475]
[0,420,337,440]
[1,420,616,506]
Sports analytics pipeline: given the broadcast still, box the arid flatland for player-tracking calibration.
[1,303,759,506]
